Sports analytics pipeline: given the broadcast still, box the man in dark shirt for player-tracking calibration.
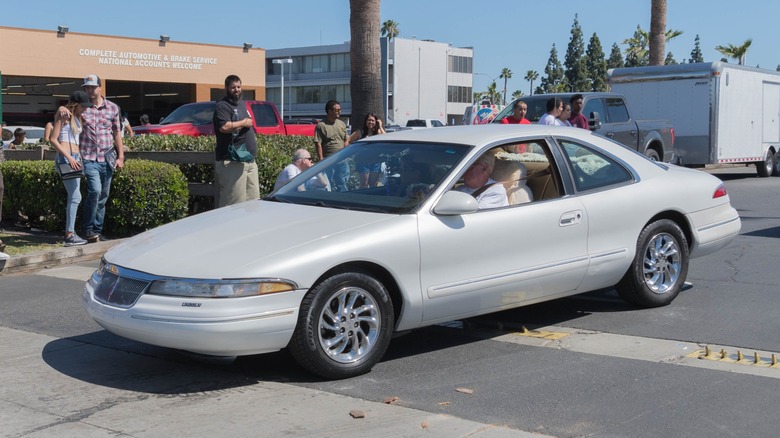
[569,94,589,130]
[213,74,259,207]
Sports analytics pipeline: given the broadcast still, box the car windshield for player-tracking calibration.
[269,141,470,213]
[160,103,216,125]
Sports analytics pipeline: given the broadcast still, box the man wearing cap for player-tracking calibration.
[60,74,125,242]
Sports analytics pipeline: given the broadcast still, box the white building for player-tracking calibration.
[266,37,473,126]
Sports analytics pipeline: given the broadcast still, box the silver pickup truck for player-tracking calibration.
[495,92,676,163]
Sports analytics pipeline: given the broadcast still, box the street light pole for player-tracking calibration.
[272,58,293,120]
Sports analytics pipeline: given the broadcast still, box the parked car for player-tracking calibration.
[2,125,45,149]
[494,93,675,162]
[84,125,740,379]
[405,118,446,128]
[132,101,315,137]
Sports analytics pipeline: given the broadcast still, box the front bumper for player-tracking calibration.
[82,265,306,356]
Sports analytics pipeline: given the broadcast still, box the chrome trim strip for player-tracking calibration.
[429,256,590,293]
[130,308,296,324]
[697,216,740,232]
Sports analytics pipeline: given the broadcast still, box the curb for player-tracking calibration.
[0,239,123,277]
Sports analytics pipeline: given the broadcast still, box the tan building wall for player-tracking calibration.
[1,26,266,122]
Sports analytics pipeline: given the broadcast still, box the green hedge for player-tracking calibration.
[126,134,315,199]
[0,159,188,236]
[1,133,314,234]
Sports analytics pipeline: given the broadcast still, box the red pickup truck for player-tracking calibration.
[133,101,315,137]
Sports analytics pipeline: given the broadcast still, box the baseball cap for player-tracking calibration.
[69,90,94,107]
[82,74,101,87]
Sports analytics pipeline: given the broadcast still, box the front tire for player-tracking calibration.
[615,219,689,308]
[289,271,394,379]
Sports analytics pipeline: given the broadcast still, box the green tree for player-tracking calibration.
[486,81,500,105]
[350,0,384,130]
[689,34,704,63]
[585,33,607,92]
[380,19,400,41]
[539,44,564,94]
[649,0,667,66]
[624,25,648,67]
[524,70,539,95]
[564,14,589,93]
[499,67,512,105]
[715,39,752,65]
[664,51,677,65]
[473,91,485,102]
[607,43,625,69]
[512,90,524,99]
[625,25,683,67]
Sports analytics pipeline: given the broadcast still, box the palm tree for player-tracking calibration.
[649,0,667,66]
[486,81,499,105]
[524,70,539,95]
[381,19,400,41]
[715,39,753,65]
[499,68,512,105]
[350,0,384,130]
[511,90,524,99]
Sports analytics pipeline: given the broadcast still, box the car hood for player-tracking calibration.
[104,200,394,279]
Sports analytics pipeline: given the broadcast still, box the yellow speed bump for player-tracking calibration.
[513,326,570,341]
[688,346,780,369]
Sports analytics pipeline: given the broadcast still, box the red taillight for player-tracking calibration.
[713,184,728,199]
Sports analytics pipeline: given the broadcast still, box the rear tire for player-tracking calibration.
[288,271,394,379]
[615,219,689,308]
[773,150,780,176]
[645,148,660,161]
[756,149,775,177]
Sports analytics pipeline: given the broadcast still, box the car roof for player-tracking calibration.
[365,124,593,147]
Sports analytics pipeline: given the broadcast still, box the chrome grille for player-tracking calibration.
[94,270,151,308]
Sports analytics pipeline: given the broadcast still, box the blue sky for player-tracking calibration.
[3,0,775,95]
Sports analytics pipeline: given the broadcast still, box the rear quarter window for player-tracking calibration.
[251,103,280,127]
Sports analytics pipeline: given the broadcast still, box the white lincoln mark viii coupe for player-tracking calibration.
[84,125,741,379]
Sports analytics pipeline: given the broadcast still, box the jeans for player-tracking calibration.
[83,160,113,236]
[56,153,83,234]
[330,160,349,192]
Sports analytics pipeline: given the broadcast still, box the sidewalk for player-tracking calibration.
[0,238,120,277]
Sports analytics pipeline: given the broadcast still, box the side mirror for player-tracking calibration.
[588,111,601,131]
[434,190,479,215]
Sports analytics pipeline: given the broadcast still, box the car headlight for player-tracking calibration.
[147,279,297,298]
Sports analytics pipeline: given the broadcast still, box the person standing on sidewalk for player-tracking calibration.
[0,146,7,260]
[50,90,92,247]
[77,74,125,242]
[213,74,259,207]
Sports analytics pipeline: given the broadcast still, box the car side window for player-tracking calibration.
[605,98,629,123]
[488,140,561,204]
[251,104,280,127]
[583,98,605,122]
[559,139,633,191]
[432,120,443,127]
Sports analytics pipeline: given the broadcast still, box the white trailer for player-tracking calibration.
[608,62,780,177]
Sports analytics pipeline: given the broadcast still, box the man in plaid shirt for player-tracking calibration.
[77,74,125,242]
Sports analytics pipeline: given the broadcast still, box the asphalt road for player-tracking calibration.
[1,166,778,437]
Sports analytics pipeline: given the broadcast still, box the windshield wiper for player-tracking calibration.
[263,195,292,203]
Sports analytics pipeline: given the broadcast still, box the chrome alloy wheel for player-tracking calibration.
[642,232,682,294]
[318,286,381,364]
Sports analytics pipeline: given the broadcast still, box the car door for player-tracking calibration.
[601,98,638,150]
[417,141,589,323]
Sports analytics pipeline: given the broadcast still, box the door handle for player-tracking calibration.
[606,132,614,138]
[559,210,583,227]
